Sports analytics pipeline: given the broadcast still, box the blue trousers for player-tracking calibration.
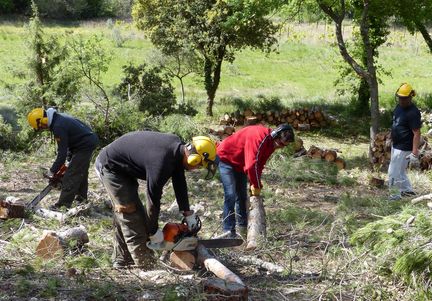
[219,161,248,232]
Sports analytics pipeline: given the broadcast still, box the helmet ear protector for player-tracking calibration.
[185,143,217,179]
[271,124,295,144]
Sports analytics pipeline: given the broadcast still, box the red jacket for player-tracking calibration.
[217,125,276,188]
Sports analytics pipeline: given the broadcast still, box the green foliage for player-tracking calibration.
[117,63,176,116]
[19,2,82,111]
[159,114,206,142]
[350,206,432,287]
[0,0,14,13]
[133,0,279,115]
[0,115,14,150]
[39,277,61,298]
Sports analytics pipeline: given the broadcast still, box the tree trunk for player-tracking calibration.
[415,21,432,53]
[179,76,185,104]
[204,51,224,116]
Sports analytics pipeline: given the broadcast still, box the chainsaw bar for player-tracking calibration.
[27,184,53,209]
[198,238,244,249]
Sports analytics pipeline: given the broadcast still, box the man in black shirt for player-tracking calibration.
[27,107,99,208]
[95,131,217,269]
[388,83,421,200]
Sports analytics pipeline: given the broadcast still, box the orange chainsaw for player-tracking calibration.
[148,221,243,251]
[27,164,68,210]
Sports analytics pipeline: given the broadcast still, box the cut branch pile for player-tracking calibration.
[218,106,337,129]
[306,145,346,170]
[372,130,432,171]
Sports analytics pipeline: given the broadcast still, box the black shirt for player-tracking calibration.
[97,131,189,233]
[50,112,98,173]
[391,104,421,151]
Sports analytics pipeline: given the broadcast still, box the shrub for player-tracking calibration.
[159,114,206,141]
[117,64,176,117]
[0,115,14,150]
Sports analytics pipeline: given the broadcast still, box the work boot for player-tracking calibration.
[74,195,88,204]
[388,194,401,201]
[49,202,70,211]
[401,191,417,197]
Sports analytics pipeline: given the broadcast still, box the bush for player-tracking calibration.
[117,64,176,117]
[159,114,206,141]
[0,116,14,150]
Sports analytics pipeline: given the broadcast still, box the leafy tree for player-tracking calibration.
[20,1,81,111]
[392,0,432,53]
[117,64,176,116]
[316,0,392,156]
[132,0,279,116]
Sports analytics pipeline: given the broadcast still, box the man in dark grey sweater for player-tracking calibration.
[94,131,217,269]
[27,107,99,208]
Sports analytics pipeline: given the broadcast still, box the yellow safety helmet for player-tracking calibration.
[186,136,218,179]
[396,83,416,98]
[27,108,48,130]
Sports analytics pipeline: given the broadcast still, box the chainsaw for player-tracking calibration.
[147,220,243,251]
[27,164,68,210]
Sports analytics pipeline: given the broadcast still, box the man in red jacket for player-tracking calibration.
[216,124,295,238]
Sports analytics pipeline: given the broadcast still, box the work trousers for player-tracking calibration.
[388,147,413,196]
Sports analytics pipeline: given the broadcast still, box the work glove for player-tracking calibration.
[250,185,261,196]
[184,211,201,232]
[406,153,420,169]
[146,229,165,250]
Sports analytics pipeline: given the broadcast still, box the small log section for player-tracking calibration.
[0,197,25,219]
[246,196,266,251]
[306,145,346,170]
[36,225,89,259]
[197,244,248,300]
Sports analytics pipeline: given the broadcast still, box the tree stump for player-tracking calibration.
[246,196,266,250]
[0,197,25,219]
[36,225,89,259]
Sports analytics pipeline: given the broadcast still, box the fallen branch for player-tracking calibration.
[237,255,284,273]
[34,203,92,222]
[411,193,432,205]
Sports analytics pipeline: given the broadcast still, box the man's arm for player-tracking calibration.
[412,128,421,156]
[50,128,69,173]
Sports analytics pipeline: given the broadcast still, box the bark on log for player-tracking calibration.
[36,225,89,259]
[197,244,246,287]
[246,196,266,251]
[34,203,91,223]
[202,278,248,301]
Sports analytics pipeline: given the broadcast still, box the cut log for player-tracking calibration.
[246,196,266,250]
[323,150,337,162]
[243,109,254,117]
[244,116,258,126]
[334,158,346,170]
[298,123,311,131]
[307,145,323,160]
[170,251,195,271]
[224,126,235,135]
[370,177,385,188]
[36,225,89,259]
[0,197,25,219]
[237,255,284,273]
[197,244,246,288]
[202,278,248,301]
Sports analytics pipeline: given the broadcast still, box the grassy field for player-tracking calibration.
[1,19,432,112]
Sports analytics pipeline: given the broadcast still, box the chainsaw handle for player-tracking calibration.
[49,164,68,184]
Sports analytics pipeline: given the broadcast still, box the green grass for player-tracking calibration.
[1,20,432,111]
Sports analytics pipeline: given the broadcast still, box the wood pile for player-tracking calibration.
[306,145,346,170]
[372,130,432,171]
[219,107,337,129]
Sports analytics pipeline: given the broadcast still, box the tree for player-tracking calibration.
[393,0,432,53]
[132,0,278,116]
[316,0,391,156]
[147,48,201,104]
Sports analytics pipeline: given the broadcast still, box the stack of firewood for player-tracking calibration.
[421,111,432,129]
[208,126,236,141]
[372,130,432,171]
[219,106,337,130]
[306,145,346,170]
